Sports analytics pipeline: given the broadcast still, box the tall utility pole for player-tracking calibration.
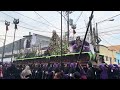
[61,11,63,64]
[96,23,99,53]
[1,20,10,63]
[78,11,94,60]
[89,17,93,45]
[95,23,100,63]
[65,11,73,47]
[67,11,69,47]
[11,19,19,62]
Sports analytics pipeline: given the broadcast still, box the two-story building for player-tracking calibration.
[108,45,120,65]
[99,45,116,64]
[0,33,51,62]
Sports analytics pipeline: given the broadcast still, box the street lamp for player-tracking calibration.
[96,18,115,43]
[109,19,114,21]
[1,20,10,64]
[95,18,114,62]
[97,19,114,24]
[11,19,19,62]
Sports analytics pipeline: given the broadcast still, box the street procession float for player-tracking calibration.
[14,30,95,66]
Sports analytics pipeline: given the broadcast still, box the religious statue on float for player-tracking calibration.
[45,30,68,56]
[69,36,90,53]
[45,30,61,55]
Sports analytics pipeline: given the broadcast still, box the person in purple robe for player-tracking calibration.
[113,64,119,79]
[107,64,115,79]
[99,64,108,79]
[72,44,78,53]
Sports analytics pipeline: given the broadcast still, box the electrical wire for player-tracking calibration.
[100,33,120,41]
[99,35,113,46]
[97,13,120,24]
[76,13,120,31]
[75,11,83,24]
[0,11,48,31]
[13,11,60,31]
[0,35,22,38]
[18,25,55,33]
[34,11,61,30]
[57,11,67,21]
[99,34,120,46]
[4,11,120,35]
[0,19,62,34]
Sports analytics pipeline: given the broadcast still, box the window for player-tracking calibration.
[106,56,108,61]
[109,57,112,64]
[114,58,116,62]
[109,57,112,60]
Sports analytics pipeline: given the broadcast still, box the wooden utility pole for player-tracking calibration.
[61,11,63,64]
[95,23,100,63]
[89,17,93,45]
[67,11,69,47]
[65,11,73,47]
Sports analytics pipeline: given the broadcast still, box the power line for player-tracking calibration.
[99,36,113,46]
[10,11,69,32]
[0,11,48,31]
[76,23,120,31]
[98,24,120,30]
[76,27,120,34]
[0,38,4,40]
[2,11,120,38]
[76,13,120,31]
[97,13,120,24]
[0,20,4,22]
[0,12,58,34]
[34,11,61,30]
[100,29,120,34]
[101,33,120,41]
[0,19,62,34]
[77,23,120,32]
[75,11,83,24]
[18,25,55,33]
[15,11,68,32]
[13,11,60,31]
[100,34,120,46]
[57,11,67,21]
[0,35,22,38]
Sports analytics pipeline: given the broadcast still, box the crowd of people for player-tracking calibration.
[0,61,120,79]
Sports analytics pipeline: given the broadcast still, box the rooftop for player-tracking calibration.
[108,45,120,52]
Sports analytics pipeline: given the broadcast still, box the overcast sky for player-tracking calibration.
[0,11,120,47]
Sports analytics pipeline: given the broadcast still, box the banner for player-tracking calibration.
[31,33,37,47]
[24,39,27,49]
[24,38,31,49]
